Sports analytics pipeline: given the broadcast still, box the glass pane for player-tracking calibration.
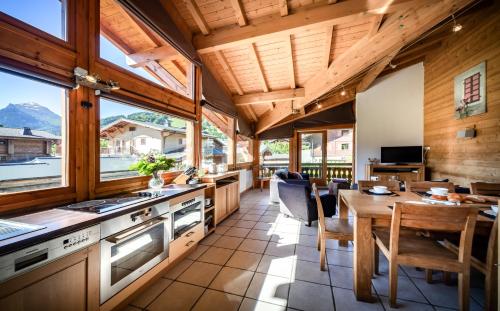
[236,135,253,163]
[301,133,323,178]
[0,0,67,40]
[99,0,193,98]
[201,110,233,169]
[100,98,192,181]
[0,71,67,193]
[259,139,289,177]
[110,223,164,285]
[326,129,353,183]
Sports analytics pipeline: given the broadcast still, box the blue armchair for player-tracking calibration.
[275,170,336,226]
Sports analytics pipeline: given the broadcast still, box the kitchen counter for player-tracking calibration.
[0,184,206,256]
[200,171,239,183]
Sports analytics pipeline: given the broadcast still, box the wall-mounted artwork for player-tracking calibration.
[454,61,486,119]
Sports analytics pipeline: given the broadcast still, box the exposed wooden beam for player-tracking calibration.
[356,48,400,92]
[367,14,384,37]
[255,101,293,134]
[203,108,233,137]
[160,0,193,41]
[279,0,289,17]
[126,45,180,68]
[246,105,258,121]
[146,61,187,94]
[285,35,296,88]
[185,0,210,35]
[328,0,338,4]
[322,25,334,69]
[248,43,269,92]
[304,0,475,105]
[229,0,248,26]
[214,50,244,95]
[194,0,419,54]
[234,88,305,105]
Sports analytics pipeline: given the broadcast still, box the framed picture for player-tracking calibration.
[454,61,486,119]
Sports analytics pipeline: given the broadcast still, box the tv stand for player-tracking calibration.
[364,163,425,183]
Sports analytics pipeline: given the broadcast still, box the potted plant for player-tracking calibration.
[129,153,176,190]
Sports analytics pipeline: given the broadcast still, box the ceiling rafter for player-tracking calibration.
[185,0,210,35]
[356,48,400,92]
[214,50,244,95]
[322,25,334,69]
[194,0,419,54]
[279,0,289,17]
[328,0,338,4]
[126,45,181,68]
[229,0,248,26]
[304,0,476,105]
[284,35,296,88]
[248,43,269,92]
[367,14,384,37]
[234,88,305,105]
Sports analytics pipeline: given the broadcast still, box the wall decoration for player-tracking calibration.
[454,61,486,119]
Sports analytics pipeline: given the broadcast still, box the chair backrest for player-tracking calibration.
[312,183,325,233]
[485,201,499,277]
[405,181,455,193]
[389,202,478,263]
[470,182,500,196]
[358,180,400,192]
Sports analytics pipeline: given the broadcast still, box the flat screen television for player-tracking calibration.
[381,146,423,164]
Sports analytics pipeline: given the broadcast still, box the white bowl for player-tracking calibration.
[372,186,388,193]
[430,187,449,196]
[491,205,498,214]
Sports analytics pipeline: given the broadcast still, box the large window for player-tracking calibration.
[259,139,289,177]
[0,71,68,194]
[236,135,253,164]
[0,1,67,40]
[300,133,323,179]
[99,0,192,98]
[99,98,193,181]
[201,110,234,169]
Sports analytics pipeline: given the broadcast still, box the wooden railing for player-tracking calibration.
[260,162,352,183]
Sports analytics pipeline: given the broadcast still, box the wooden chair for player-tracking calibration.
[373,202,478,310]
[312,183,353,271]
[405,181,455,193]
[358,180,400,192]
[443,201,498,310]
[470,182,500,196]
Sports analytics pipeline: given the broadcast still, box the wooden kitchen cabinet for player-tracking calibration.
[214,186,227,223]
[201,172,240,225]
[169,223,204,262]
[227,181,240,214]
[0,244,99,311]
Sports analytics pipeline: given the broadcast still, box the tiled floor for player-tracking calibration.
[124,189,486,311]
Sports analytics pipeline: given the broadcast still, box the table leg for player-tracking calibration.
[353,216,375,302]
[338,195,349,247]
[260,180,264,192]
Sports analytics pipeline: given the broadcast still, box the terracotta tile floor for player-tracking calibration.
[124,189,486,311]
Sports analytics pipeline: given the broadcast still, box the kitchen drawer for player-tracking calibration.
[169,223,204,261]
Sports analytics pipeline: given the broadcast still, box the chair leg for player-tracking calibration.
[373,241,379,276]
[425,269,433,283]
[458,271,470,311]
[319,237,327,271]
[306,220,312,227]
[389,260,398,308]
[443,271,452,285]
[316,229,321,251]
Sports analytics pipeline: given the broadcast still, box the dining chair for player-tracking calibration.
[470,182,500,196]
[373,202,478,310]
[357,180,400,192]
[312,183,353,271]
[405,181,455,193]
[443,201,498,310]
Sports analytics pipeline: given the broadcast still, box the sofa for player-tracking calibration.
[273,169,336,226]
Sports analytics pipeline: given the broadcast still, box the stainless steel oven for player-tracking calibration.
[100,204,170,304]
[172,195,204,239]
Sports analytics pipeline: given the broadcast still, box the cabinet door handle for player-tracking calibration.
[186,231,195,237]
[185,240,195,247]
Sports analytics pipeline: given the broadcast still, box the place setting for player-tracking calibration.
[362,185,399,196]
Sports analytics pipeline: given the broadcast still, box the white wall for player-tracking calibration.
[355,62,424,182]
[239,169,253,193]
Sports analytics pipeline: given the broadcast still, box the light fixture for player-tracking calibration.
[74,67,120,93]
[291,101,300,115]
[451,14,462,32]
[316,100,322,109]
[389,61,397,69]
[340,85,346,96]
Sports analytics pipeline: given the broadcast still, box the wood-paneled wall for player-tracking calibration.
[424,1,500,187]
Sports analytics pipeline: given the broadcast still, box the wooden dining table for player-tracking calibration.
[337,189,495,302]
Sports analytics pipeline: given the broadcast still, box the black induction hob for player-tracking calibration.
[58,192,161,214]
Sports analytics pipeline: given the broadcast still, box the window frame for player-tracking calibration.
[236,134,253,165]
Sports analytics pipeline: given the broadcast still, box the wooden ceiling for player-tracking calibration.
[104,0,478,135]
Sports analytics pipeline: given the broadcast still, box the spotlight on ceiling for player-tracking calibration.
[451,14,462,32]
[389,61,397,69]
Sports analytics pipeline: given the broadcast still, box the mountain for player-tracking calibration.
[0,103,61,135]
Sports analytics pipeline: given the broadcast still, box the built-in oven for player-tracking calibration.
[100,203,170,304]
[172,195,204,239]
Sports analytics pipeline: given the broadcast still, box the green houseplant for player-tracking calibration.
[129,154,176,189]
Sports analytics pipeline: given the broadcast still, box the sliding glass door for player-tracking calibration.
[299,132,324,181]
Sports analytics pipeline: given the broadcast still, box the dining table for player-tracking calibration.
[337,189,495,302]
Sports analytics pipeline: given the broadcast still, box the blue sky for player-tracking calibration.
[0,1,162,119]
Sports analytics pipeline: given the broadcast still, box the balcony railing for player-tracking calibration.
[260,162,352,184]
